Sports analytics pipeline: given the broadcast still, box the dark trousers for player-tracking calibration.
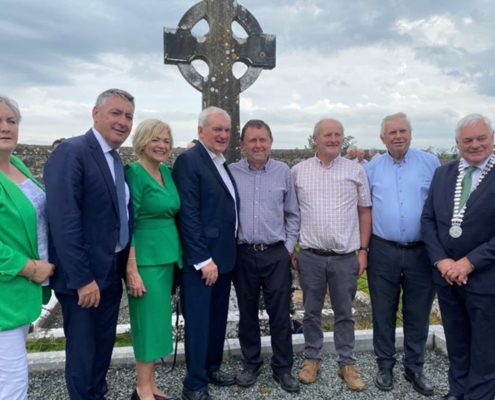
[181,268,232,392]
[437,284,495,400]
[233,243,293,375]
[56,270,122,400]
[367,236,435,373]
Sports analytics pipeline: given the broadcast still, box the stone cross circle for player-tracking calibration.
[164,0,276,163]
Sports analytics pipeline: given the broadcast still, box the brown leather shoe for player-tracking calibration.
[338,365,365,391]
[298,360,320,384]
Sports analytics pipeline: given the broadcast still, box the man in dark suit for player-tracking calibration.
[422,113,495,400]
[44,89,135,400]
[172,107,239,400]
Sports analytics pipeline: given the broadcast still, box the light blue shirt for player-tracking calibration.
[365,149,440,242]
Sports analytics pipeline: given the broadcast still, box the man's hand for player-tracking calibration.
[201,260,218,286]
[291,250,299,271]
[357,251,367,278]
[126,269,147,297]
[445,257,473,285]
[437,258,455,285]
[77,281,101,308]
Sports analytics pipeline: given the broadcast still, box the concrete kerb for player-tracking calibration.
[28,325,447,373]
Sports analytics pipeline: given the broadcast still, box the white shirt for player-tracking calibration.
[194,141,238,270]
[92,128,130,252]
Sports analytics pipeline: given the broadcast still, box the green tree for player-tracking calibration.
[305,134,357,154]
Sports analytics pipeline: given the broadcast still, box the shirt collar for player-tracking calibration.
[92,128,115,154]
[461,155,491,171]
[314,154,340,168]
[199,140,226,165]
[385,150,409,165]
[245,157,271,171]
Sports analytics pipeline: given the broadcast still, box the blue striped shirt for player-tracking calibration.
[229,158,300,252]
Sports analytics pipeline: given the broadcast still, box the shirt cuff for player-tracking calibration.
[194,258,212,270]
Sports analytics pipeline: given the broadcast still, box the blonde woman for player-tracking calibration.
[125,119,181,400]
[0,96,54,400]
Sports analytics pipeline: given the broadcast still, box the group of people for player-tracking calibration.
[0,89,494,400]
[344,145,382,165]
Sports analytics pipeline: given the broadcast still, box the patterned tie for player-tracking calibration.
[109,150,129,248]
[459,166,477,209]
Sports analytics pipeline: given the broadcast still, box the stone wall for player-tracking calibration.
[14,144,314,182]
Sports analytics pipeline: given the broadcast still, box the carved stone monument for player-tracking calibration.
[164,0,276,163]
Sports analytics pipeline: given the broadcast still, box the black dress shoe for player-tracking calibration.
[236,367,262,387]
[131,389,141,400]
[404,370,434,396]
[374,368,393,391]
[438,394,463,400]
[207,369,236,386]
[273,373,300,393]
[181,389,211,400]
[154,394,180,400]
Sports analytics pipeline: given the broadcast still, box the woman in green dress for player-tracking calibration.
[125,119,181,400]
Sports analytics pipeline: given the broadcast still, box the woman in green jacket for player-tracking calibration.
[125,119,181,400]
[0,96,54,400]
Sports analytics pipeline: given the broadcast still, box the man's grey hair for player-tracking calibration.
[347,145,358,154]
[95,89,135,109]
[312,118,344,139]
[369,148,377,155]
[0,95,22,124]
[380,112,412,138]
[455,113,494,139]
[198,106,231,128]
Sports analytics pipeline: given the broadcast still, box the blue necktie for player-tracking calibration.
[109,150,129,248]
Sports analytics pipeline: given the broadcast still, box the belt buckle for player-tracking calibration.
[253,244,266,251]
[397,242,409,248]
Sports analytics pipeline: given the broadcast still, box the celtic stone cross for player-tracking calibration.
[164,0,276,163]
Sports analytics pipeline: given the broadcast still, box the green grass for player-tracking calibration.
[26,332,133,353]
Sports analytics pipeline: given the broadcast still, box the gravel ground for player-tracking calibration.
[29,349,450,400]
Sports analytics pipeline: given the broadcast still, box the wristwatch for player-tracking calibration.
[359,247,369,253]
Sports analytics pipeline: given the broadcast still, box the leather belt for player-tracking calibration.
[306,248,353,257]
[372,234,424,249]
[241,242,281,252]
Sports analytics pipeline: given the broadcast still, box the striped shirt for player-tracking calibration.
[229,158,300,253]
[292,155,372,253]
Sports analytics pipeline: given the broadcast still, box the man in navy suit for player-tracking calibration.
[44,89,135,400]
[172,107,239,400]
[422,114,495,400]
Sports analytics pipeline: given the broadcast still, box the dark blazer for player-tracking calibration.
[44,129,134,294]
[172,142,239,273]
[421,159,495,294]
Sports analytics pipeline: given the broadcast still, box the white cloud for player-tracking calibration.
[396,15,493,53]
[3,0,495,154]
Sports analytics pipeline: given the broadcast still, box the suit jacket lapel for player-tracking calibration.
[224,163,239,204]
[85,130,119,215]
[466,165,495,209]
[445,163,460,214]
[196,143,232,197]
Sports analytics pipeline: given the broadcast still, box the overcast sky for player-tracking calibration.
[2,0,495,151]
